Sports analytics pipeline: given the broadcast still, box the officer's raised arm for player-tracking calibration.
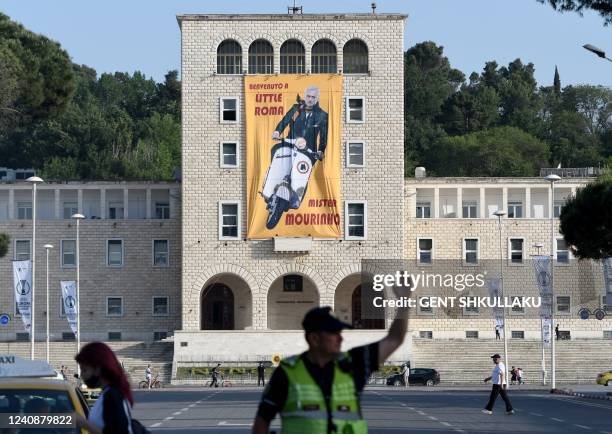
[377,283,410,365]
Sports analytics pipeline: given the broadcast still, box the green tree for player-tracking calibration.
[536,0,612,25]
[560,174,612,259]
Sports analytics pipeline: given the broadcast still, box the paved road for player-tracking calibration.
[132,387,612,434]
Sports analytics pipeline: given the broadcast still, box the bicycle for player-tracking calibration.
[139,375,163,389]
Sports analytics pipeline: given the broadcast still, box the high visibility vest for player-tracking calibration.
[279,353,368,434]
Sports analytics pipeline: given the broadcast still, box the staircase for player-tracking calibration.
[411,339,612,385]
[0,341,173,386]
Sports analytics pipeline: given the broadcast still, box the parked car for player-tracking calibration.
[596,370,612,386]
[387,368,440,386]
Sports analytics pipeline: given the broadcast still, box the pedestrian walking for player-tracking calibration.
[209,363,221,388]
[145,364,153,389]
[482,354,514,415]
[251,296,409,434]
[401,362,410,388]
[74,342,135,433]
[257,362,266,386]
[60,365,68,380]
[517,367,523,385]
[495,326,501,340]
[555,324,560,340]
[510,366,517,385]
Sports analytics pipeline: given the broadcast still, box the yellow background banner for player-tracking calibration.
[245,74,343,238]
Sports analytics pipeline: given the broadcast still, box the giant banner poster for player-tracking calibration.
[603,257,612,307]
[12,260,32,333]
[245,75,343,238]
[60,281,78,337]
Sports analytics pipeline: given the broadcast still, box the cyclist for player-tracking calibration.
[145,365,153,389]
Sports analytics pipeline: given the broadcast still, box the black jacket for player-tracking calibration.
[274,102,328,154]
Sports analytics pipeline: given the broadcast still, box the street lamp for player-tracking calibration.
[71,213,85,373]
[26,176,43,360]
[43,244,53,363]
[583,44,612,63]
[493,209,509,383]
[533,242,546,385]
[545,173,561,390]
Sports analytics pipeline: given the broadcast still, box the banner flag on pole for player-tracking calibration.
[12,260,32,333]
[487,278,504,333]
[603,257,612,307]
[60,281,78,337]
[532,255,552,319]
[542,318,552,348]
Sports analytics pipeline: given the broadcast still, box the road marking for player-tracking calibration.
[150,422,161,428]
[454,429,466,434]
[189,403,197,407]
[181,407,189,411]
[218,421,253,426]
[529,412,543,417]
[441,421,451,427]
[574,424,591,430]
[172,411,182,416]
[600,431,612,434]
[551,396,612,410]
[164,416,174,421]
[407,407,415,410]
[417,410,426,415]
[428,416,438,421]
[550,418,565,422]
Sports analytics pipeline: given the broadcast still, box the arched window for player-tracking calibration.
[311,39,337,73]
[280,39,305,74]
[343,39,368,74]
[248,39,274,74]
[217,40,242,74]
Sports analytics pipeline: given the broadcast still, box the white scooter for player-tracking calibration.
[261,136,320,230]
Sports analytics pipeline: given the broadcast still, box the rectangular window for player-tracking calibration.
[154,331,168,341]
[509,238,524,264]
[155,202,170,219]
[511,330,525,339]
[419,331,433,339]
[61,240,76,267]
[556,296,570,314]
[507,201,523,218]
[16,333,29,342]
[63,202,78,219]
[346,97,364,123]
[416,202,431,219]
[462,201,478,218]
[418,298,433,314]
[604,331,612,340]
[62,332,75,341]
[417,238,433,264]
[464,297,479,314]
[152,297,169,316]
[220,97,238,123]
[283,275,303,292]
[17,202,32,220]
[153,240,169,267]
[603,296,611,314]
[15,240,31,261]
[465,331,479,339]
[108,202,124,219]
[106,297,123,317]
[463,238,479,264]
[553,200,563,218]
[345,201,366,240]
[219,201,240,240]
[108,332,122,341]
[107,240,123,267]
[511,296,525,313]
[556,238,570,264]
[346,141,365,167]
[220,142,239,168]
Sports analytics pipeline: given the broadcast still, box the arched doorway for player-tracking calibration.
[267,274,319,330]
[351,285,385,329]
[201,283,234,330]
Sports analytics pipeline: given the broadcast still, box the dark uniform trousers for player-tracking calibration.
[485,384,513,412]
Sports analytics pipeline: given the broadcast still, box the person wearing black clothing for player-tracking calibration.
[257,362,266,386]
[210,363,221,388]
[252,295,410,434]
[75,342,134,434]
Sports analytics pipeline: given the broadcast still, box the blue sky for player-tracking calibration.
[1,0,610,87]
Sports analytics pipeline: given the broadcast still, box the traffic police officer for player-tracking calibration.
[252,299,408,434]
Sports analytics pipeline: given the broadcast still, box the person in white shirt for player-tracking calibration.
[482,354,514,414]
[145,365,153,389]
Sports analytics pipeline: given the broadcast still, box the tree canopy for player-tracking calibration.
[536,0,612,25]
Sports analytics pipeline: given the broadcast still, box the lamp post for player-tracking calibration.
[493,209,509,383]
[71,213,85,373]
[534,242,546,385]
[583,44,612,63]
[545,174,561,390]
[43,244,53,363]
[26,176,43,360]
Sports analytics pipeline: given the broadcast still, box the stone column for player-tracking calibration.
[123,188,129,219]
[479,187,486,219]
[146,189,152,219]
[433,188,439,219]
[8,189,14,219]
[54,189,60,219]
[100,189,106,219]
[525,187,531,219]
[77,189,83,215]
[456,187,463,218]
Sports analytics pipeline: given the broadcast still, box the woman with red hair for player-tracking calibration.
[74,342,133,434]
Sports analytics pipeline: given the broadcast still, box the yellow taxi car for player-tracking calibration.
[0,354,89,433]
[596,370,612,386]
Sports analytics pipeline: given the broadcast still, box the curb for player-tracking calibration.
[552,388,612,401]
